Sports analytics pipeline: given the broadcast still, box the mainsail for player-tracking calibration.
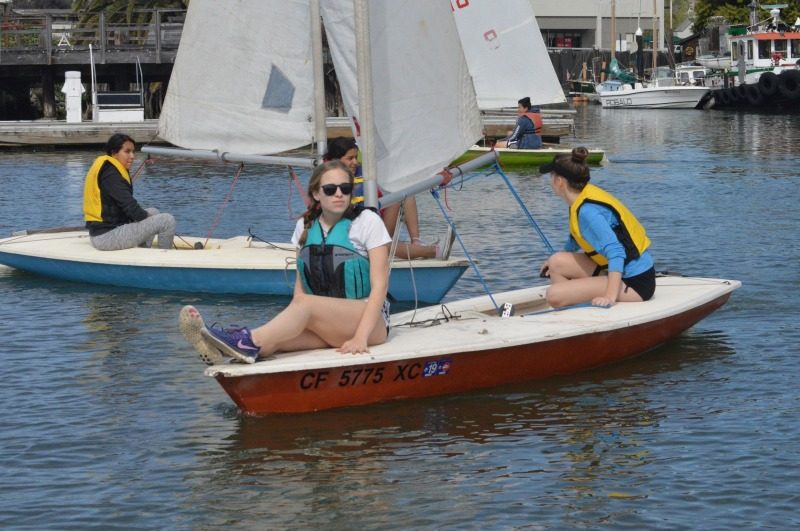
[321,0,482,194]
[159,0,482,193]
[159,0,315,154]
[451,0,565,109]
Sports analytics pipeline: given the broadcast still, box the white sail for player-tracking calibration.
[321,0,482,194]
[452,0,565,109]
[159,0,315,154]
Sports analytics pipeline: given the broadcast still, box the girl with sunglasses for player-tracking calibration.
[180,160,392,363]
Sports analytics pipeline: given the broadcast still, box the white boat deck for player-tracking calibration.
[207,276,741,377]
[0,230,464,270]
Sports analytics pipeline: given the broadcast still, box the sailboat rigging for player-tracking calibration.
[169,0,740,415]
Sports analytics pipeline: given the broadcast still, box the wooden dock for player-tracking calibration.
[0,113,574,148]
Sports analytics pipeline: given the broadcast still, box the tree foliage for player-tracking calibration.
[694,0,800,31]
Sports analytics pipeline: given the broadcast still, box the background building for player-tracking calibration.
[532,0,667,51]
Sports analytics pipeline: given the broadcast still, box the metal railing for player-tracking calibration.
[0,9,185,64]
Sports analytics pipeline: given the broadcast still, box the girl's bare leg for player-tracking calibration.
[544,252,642,307]
[403,197,421,242]
[382,204,401,238]
[250,293,387,355]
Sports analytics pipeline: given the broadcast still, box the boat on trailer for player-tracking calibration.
[207,275,740,415]
[0,230,467,303]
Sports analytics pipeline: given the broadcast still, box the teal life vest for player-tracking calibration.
[297,217,371,299]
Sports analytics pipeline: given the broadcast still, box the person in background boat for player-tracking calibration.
[538,147,655,308]
[323,137,454,260]
[83,133,176,251]
[494,97,543,150]
[180,160,391,364]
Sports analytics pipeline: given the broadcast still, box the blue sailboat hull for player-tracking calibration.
[0,251,467,303]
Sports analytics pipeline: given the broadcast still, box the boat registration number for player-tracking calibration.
[299,359,453,390]
[604,97,634,107]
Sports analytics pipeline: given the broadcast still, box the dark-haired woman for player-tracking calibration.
[180,160,391,364]
[83,133,176,250]
[495,96,543,149]
[538,147,655,308]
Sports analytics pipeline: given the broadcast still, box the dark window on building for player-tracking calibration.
[546,32,582,48]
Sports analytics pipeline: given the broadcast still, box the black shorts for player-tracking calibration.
[623,267,656,301]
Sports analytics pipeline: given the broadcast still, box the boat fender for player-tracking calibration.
[718,88,733,106]
[777,70,800,100]
[745,84,764,106]
[758,71,779,97]
[734,84,748,100]
[712,90,725,107]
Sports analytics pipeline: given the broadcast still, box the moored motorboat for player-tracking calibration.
[599,83,710,109]
[599,67,710,109]
[206,275,741,415]
[0,230,467,303]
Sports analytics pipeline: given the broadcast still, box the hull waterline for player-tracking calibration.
[0,231,467,303]
[452,147,605,167]
[599,87,710,109]
[206,277,740,415]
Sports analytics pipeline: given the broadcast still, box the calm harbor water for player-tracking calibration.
[1,104,798,529]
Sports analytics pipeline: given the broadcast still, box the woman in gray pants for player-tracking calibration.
[83,134,176,251]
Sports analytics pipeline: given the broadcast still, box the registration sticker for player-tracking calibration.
[423,359,452,377]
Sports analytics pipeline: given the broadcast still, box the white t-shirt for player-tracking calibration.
[291,209,391,255]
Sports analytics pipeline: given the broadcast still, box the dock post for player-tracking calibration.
[155,9,162,64]
[42,67,56,119]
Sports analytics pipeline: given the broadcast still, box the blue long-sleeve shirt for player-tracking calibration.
[564,202,653,277]
[506,115,542,149]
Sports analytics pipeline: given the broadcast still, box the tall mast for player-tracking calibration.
[610,0,616,59]
[311,0,327,158]
[652,0,657,73]
[353,0,378,208]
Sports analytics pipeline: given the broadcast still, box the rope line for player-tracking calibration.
[203,162,244,248]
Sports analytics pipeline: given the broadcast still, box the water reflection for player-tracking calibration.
[179,331,737,525]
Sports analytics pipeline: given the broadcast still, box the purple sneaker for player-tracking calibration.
[201,324,260,364]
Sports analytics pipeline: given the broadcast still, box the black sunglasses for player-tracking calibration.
[320,183,354,196]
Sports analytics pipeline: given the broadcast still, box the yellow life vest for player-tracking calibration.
[83,156,130,222]
[350,175,365,206]
[568,184,651,267]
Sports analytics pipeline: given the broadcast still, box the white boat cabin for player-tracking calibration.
[675,65,711,86]
[728,6,800,71]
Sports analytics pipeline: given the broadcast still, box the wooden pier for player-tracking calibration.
[0,8,184,121]
[0,113,575,148]
[1,8,574,146]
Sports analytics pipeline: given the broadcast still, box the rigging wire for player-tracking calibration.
[427,161,557,315]
[203,162,244,248]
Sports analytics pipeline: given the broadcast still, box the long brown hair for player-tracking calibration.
[298,160,355,245]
